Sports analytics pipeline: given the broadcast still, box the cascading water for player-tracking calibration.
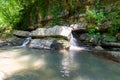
[70,33,79,46]
[70,33,86,50]
[13,37,32,48]
[21,37,32,47]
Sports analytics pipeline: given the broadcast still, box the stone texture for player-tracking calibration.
[13,30,30,37]
[29,39,54,49]
[50,40,70,50]
[70,23,87,31]
[29,39,70,50]
[79,33,89,41]
[6,37,24,46]
[94,46,104,50]
[29,26,72,40]
[0,40,10,47]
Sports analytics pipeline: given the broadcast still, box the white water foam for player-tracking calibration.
[70,34,86,51]
[13,37,31,48]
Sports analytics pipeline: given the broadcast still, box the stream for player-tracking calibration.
[0,47,120,80]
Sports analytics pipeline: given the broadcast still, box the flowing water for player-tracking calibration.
[13,37,32,48]
[0,33,120,80]
[0,47,120,80]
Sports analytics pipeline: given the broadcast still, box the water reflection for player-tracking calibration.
[0,47,120,80]
[60,50,78,77]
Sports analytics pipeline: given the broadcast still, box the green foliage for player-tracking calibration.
[88,29,100,36]
[86,7,104,30]
[102,35,116,42]
[50,0,63,26]
[0,0,119,39]
[108,26,119,35]
[104,1,120,35]
[0,0,21,30]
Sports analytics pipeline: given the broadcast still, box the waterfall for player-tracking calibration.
[70,33,86,50]
[13,37,32,48]
[21,37,31,47]
[70,33,79,46]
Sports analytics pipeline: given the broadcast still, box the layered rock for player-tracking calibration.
[12,25,72,50]
[13,30,30,37]
[29,25,72,40]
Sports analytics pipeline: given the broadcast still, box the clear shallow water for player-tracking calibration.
[0,47,120,80]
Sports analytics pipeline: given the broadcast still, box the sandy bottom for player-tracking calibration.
[0,47,45,80]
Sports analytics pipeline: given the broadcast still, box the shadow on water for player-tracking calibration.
[1,47,120,80]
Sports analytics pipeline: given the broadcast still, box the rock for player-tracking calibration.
[0,41,10,47]
[13,30,30,37]
[50,40,70,50]
[79,33,89,41]
[6,37,24,46]
[29,25,72,40]
[94,46,104,50]
[101,42,120,48]
[70,23,87,31]
[29,39,54,49]
[29,39,70,50]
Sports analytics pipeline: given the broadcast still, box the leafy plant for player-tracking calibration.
[102,35,116,42]
[86,7,104,30]
[0,0,21,29]
[104,1,120,35]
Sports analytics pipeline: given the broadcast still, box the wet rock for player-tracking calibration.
[29,25,72,40]
[6,37,24,46]
[29,39,54,49]
[29,39,70,50]
[50,40,70,50]
[0,41,9,47]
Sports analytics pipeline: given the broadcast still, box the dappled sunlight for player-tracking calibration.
[1,47,120,80]
[17,54,46,70]
[60,50,79,77]
[0,47,46,79]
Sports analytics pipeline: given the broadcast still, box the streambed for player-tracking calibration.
[0,47,120,80]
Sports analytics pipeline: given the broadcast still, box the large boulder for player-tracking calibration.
[29,25,72,40]
[50,39,70,50]
[29,39,54,49]
[29,39,70,50]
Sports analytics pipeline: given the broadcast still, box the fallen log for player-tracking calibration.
[101,42,120,48]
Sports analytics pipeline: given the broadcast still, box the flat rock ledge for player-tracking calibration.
[13,30,30,37]
[12,25,72,50]
[29,25,72,40]
[13,25,72,40]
